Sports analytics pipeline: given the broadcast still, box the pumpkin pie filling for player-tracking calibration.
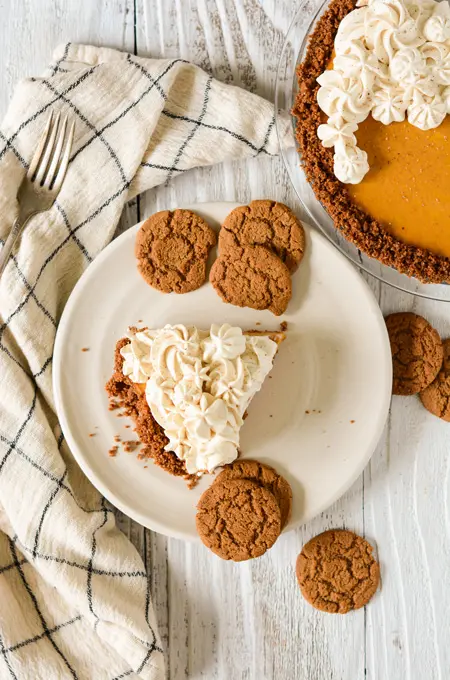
[348,115,450,259]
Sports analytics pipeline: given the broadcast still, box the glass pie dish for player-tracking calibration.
[275,0,450,301]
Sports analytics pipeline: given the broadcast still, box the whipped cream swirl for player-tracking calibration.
[120,324,278,474]
[316,0,450,184]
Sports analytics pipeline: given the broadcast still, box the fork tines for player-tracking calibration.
[28,111,74,191]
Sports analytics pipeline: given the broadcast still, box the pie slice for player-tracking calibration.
[106,323,284,483]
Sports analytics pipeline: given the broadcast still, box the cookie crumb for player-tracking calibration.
[81,347,89,352]
[123,440,139,453]
[187,476,199,490]
[280,321,288,332]
[305,410,310,414]
[108,446,119,457]
[350,420,355,424]
[89,433,96,438]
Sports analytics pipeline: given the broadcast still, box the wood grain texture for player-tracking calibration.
[1,0,450,678]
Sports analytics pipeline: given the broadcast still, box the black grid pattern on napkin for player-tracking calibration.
[0,539,143,680]
[0,43,281,678]
[0,52,173,678]
[9,539,79,679]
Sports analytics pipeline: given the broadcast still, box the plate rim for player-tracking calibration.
[53,201,392,541]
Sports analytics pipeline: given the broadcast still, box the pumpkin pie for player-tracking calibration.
[293,0,450,283]
[106,324,284,482]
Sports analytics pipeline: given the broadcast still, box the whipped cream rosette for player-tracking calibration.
[316,0,450,184]
[120,323,278,474]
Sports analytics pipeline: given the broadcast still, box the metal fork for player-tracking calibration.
[0,112,75,279]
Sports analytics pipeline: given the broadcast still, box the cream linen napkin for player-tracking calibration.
[0,43,294,679]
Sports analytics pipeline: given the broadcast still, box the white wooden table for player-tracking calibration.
[2,1,449,678]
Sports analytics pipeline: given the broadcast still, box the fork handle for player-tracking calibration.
[0,215,34,280]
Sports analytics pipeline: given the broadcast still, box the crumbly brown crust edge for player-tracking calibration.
[105,337,197,485]
[292,0,450,284]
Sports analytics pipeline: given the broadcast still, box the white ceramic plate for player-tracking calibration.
[54,202,392,541]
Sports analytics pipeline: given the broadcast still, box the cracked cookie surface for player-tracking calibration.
[296,529,380,614]
[135,209,216,294]
[385,312,443,396]
[210,245,292,316]
[219,200,305,271]
[215,459,292,530]
[196,478,281,561]
[420,339,450,421]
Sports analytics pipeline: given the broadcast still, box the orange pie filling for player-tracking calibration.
[347,115,450,259]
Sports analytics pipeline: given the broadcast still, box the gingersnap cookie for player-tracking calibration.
[215,459,292,530]
[296,529,380,614]
[135,209,216,294]
[385,312,443,396]
[219,200,305,272]
[210,245,292,316]
[420,338,450,421]
[196,478,281,561]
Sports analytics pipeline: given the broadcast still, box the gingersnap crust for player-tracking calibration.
[385,313,443,396]
[215,459,292,530]
[296,529,380,614]
[196,478,281,561]
[135,209,216,294]
[105,338,196,483]
[420,338,450,420]
[210,244,292,316]
[293,0,450,284]
[219,200,305,272]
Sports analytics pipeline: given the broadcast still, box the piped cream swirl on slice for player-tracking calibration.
[120,324,278,474]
